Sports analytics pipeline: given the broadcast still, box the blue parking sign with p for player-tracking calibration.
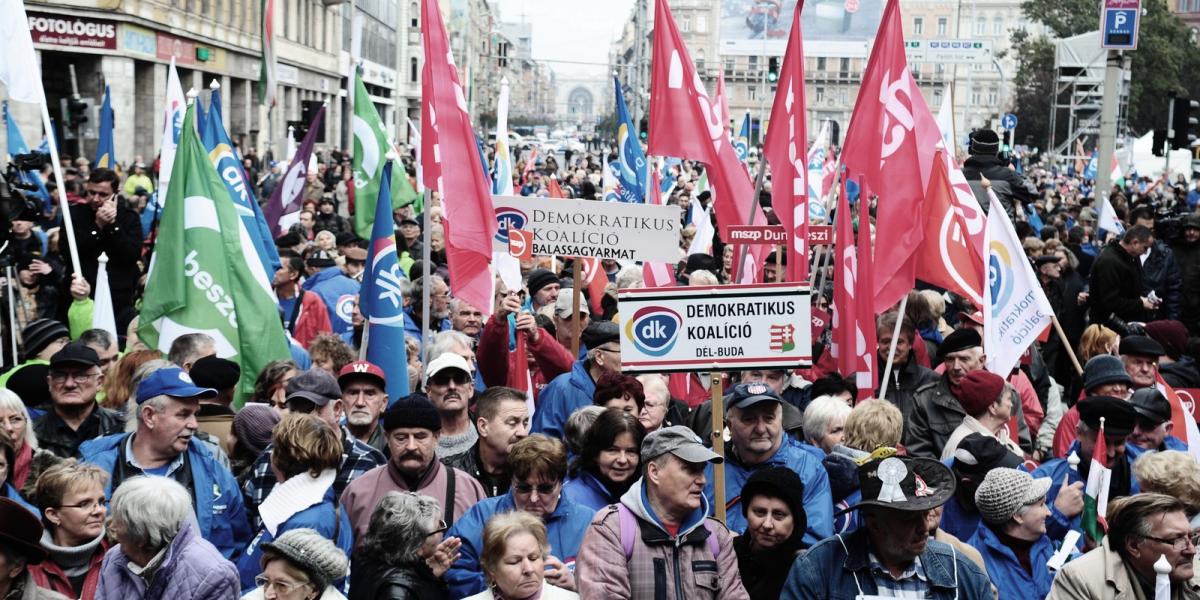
[1103,8,1139,49]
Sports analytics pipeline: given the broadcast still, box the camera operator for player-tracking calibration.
[59,168,143,313]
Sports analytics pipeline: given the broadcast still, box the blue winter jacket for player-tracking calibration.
[967,520,1059,600]
[80,433,252,560]
[704,440,833,546]
[562,471,616,512]
[531,360,595,439]
[302,266,359,334]
[444,490,596,598]
[1124,435,1188,460]
[3,482,36,515]
[236,486,353,593]
[1033,440,1140,547]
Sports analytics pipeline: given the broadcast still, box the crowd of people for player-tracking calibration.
[1,125,1200,600]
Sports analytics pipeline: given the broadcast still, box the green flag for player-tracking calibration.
[139,103,290,404]
[352,69,419,238]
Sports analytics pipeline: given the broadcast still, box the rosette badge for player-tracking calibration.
[625,306,682,357]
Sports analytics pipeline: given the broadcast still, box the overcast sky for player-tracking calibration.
[492,0,636,79]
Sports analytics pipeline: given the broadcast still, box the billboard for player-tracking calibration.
[719,0,884,56]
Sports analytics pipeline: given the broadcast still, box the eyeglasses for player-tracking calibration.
[430,371,471,387]
[426,519,448,537]
[59,498,104,511]
[1143,533,1200,551]
[254,575,312,595]
[513,481,558,495]
[595,346,621,354]
[49,372,99,384]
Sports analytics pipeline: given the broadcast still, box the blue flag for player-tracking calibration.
[1028,205,1045,231]
[1083,151,1098,181]
[733,112,750,164]
[361,159,411,405]
[610,77,648,203]
[4,101,51,211]
[199,90,281,275]
[94,85,115,168]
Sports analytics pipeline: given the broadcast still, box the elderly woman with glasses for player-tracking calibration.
[464,512,579,600]
[244,528,350,600]
[445,435,596,598]
[94,476,240,600]
[348,492,463,600]
[26,461,110,600]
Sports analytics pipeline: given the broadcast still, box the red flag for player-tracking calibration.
[854,180,878,400]
[1158,374,1200,462]
[547,177,566,199]
[913,148,986,305]
[581,258,607,315]
[830,175,856,379]
[420,0,496,319]
[648,0,766,280]
[821,153,837,206]
[762,3,809,283]
[841,0,942,312]
[642,261,676,288]
[714,72,731,137]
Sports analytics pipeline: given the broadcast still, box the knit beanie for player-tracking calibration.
[20,319,68,361]
[739,466,808,550]
[526,269,559,298]
[382,393,441,432]
[261,528,348,590]
[955,371,1006,417]
[974,468,1052,525]
[232,405,281,455]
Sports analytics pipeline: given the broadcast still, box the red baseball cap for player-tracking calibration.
[961,311,985,327]
[338,360,386,390]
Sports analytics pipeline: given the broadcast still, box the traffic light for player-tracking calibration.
[1171,97,1200,150]
[66,98,90,129]
[1153,128,1167,156]
[767,57,780,83]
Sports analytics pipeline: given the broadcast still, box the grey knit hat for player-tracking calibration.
[974,468,1052,525]
[260,528,348,590]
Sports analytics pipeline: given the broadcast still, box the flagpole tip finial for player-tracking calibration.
[97,252,109,264]
[501,77,509,86]
[386,150,398,162]
[186,88,199,100]
[209,79,221,90]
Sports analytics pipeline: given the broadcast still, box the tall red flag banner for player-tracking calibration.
[854,182,878,400]
[830,175,857,380]
[762,3,810,283]
[420,0,496,318]
[647,0,768,281]
[914,148,986,305]
[841,0,943,312]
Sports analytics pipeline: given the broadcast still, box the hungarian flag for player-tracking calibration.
[841,0,942,312]
[1083,418,1112,542]
[139,103,290,403]
[352,68,420,238]
[1158,374,1200,463]
[762,2,809,283]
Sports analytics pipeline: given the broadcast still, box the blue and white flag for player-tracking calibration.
[493,78,514,195]
[94,85,115,168]
[361,159,411,406]
[610,77,647,203]
[733,111,750,165]
[199,87,281,276]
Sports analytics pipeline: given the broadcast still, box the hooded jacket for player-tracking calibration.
[531,359,597,439]
[93,519,241,600]
[302,266,359,335]
[575,479,750,600]
[967,520,1060,600]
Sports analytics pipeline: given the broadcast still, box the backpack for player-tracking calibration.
[616,503,721,560]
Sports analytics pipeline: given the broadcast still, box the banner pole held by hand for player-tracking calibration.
[710,371,726,525]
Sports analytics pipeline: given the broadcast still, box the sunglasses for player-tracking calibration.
[430,371,471,386]
[513,481,558,495]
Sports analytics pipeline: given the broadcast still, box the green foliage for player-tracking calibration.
[1020,0,1098,37]
[1009,29,1057,148]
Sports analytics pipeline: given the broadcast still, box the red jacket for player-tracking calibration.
[477,314,574,404]
[289,290,333,349]
[28,538,109,600]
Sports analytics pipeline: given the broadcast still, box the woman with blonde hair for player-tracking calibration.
[27,461,110,600]
[463,511,578,600]
[0,388,57,492]
[1133,450,1200,512]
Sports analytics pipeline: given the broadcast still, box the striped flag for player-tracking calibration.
[1083,418,1112,543]
[768,324,796,352]
[1158,373,1200,463]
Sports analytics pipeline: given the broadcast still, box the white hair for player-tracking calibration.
[688,270,719,286]
[423,330,473,365]
[0,389,37,450]
[803,395,852,442]
[110,476,194,555]
[615,265,644,290]
[636,374,670,404]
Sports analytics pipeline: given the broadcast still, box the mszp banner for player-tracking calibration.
[491,195,681,263]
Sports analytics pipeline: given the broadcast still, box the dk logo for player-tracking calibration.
[625,306,682,357]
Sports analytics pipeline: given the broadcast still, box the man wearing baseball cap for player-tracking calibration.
[707,382,833,546]
[1126,387,1188,457]
[32,342,124,459]
[80,365,251,559]
[424,353,478,458]
[339,360,388,456]
[781,452,992,599]
[577,426,750,600]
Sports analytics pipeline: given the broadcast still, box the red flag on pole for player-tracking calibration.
[581,258,608,315]
[714,72,731,137]
[913,148,987,305]
[841,0,942,312]
[547,177,566,199]
[830,175,857,380]
[647,0,767,281]
[854,180,878,400]
[762,3,809,283]
[420,0,496,319]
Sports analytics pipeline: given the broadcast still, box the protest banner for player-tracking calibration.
[492,195,681,262]
[617,283,812,373]
[726,224,834,245]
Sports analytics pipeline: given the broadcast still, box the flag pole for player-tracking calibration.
[1052,316,1084,376]
[38,101,82,275]
[5,263,16,365]
[570,259,582,358]
[811,168,843,294]
[709,371,726,524]
[420,188,432,358]
[877,293,908,403]
[731,158,768,284]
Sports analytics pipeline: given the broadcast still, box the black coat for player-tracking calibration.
[1171,238,1200,334]
[962,154,1037,215]
[1141,240,1182,321]
[1088,241,1152,326]
[348,553,448,600]
[734,533,802,600]
[61,199,143,310]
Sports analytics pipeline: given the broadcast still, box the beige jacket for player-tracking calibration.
[1048,538,1200,600]
[941,415,1024,461]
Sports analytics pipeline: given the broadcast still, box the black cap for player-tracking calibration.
[382,393,441,432]
[968,129,1001,155]
[951,432,1024,477]
[740,467,807,539]
[1129,388,1171,425]
[334,231,359,247]
[274,231,302,248]
[285,369,342,407]
[1034,255,1061,267]
[685,253,721,275]
[305,249,337,268]
[399,217,420,227]
[1119,335,1165,358]
[939,328,982,361]
[526,269,559,298]
[724,382,783,413]
[189,356,241,390]
[581,321,620,349]
[20,319,69,361]
[48,342,100,369]
[1078,396,1139,437]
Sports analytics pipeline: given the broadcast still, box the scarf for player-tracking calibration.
[12,442,32,490]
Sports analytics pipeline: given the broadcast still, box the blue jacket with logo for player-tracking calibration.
[531,359,595,439]
[704,440,833,547]
[302,266,359,334]
[444,490,596,598]
[967,520,1062,600]
[236,486,353,593]
[80,433,252,560]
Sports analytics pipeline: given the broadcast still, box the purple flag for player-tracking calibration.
[264,106,325,237]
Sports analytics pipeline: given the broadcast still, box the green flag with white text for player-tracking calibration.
[353,69,419,238]
[139,102,290,403]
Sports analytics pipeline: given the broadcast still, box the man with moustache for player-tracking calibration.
[425,353,478,457]
[80,366,251,559]
[449,298,484,341]
[338,360,389,456]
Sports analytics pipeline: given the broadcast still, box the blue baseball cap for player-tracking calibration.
[136,367,218,404]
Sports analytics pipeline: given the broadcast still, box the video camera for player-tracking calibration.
[2,152,52,224]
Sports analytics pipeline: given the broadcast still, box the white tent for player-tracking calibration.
[1121,131,1194,180]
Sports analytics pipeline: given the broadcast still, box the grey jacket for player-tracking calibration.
[903,374,1032,460]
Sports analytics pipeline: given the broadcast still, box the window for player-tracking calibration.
[748,86,757,101]
[971,86,981,105]
[411,2,418,27]
[697,14,708,32]
[988,87,998,105]
[816,86,825,102]
[937,17,947,35]
[696,49,705,72]
[411,57,418,82]
[839,57,850,74]
[933,90,943,106]
[724,57,735,74]
[682,16,691,32]
[749,55,758,69]
[817,57,826,71]
[993,17,1004,35]
[935,62,945,74]
[975,17,986,35]
[913,17,923,35]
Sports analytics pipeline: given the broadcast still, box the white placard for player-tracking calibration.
[491,195,681,263]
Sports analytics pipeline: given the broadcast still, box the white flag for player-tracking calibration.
[936,87,956,154]
[157,58,186,205]
[687,203,714,256]
[1097,196,1125,236]
[983,188,1055,377]
[0,0,44,103]
[92,253,118,340]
